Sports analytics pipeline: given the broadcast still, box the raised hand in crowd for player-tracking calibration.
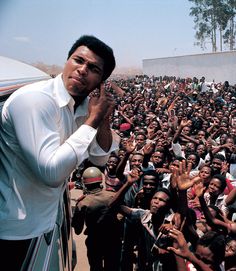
[168,229,215,271]
[171,160,202,191]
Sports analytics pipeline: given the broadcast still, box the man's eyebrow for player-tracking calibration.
[74,55,102,69]
[88,62,103,71]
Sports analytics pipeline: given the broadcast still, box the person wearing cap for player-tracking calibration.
[119,122,132,137]
[72,166,139,271]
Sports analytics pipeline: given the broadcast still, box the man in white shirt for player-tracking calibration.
[0,35,119,270]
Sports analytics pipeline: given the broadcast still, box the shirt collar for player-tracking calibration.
[53,73,73,108]
[53,73,89,117]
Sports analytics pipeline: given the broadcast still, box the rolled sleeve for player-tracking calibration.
[66,124,97,166]
[88,130,120,166]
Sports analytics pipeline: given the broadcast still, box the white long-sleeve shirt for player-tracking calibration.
[0,74,119,240]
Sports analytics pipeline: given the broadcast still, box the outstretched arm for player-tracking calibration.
[168,229,214,271]
[142,141,155,168]
[116,136,136,180]
[195,182,231,232]
[108,168,141,210]
[226,187,236,206]
[172,119,192,143]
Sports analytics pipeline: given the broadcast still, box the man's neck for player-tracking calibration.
[73,96,86,112]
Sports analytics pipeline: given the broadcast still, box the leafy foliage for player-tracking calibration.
[189,0,236,51]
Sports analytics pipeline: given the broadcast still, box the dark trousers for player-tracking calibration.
[120,220,140,271]
[85,234,121,271]
[0,239,32,271]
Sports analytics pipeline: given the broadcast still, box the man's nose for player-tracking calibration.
[78,64,88,75]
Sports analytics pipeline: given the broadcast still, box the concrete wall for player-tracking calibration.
[142,51,236,84]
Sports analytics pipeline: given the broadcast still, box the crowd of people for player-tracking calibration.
[1,33,236,271]
[71,74,236,271]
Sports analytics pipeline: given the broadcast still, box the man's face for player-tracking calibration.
[225,240,236,258]
[216,111,223,120]
[130,154,143,169]
[62,45,104,98]
[169,160,180,170]
[208,178,222,196]
[199,166,212,182]
[161,122,169,131]
[118,149,125,160]
[150,191,169,214]
[135,135,146,148]
[196,144,206,156]
[197,131,205,140]
[113,118,120,129]
[182,126,191,135]
[142,175,157,194]
[106,157,119,171]
[187,154,197,168]
[186,142,195,152]
[195,245,214,268]
[151,151,164,166]
[211,158,222,173]
[230,128,236,137]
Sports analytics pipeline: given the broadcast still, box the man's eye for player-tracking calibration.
[74,58,83,64]
[89,65,101,74]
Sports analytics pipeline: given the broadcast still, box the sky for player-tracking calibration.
[0,0,213,70]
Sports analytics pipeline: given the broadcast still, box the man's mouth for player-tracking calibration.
[208,187,214,193]
[151,205,158,210]
[71,76,86,85]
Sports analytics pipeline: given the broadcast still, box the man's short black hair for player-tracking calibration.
[156,187,172,201]
[213,153,225,162]
[197,231,225,265]
[108,152,121,163]
[67,35,116,81]
[212,174,227,192]
[142,170,160,183]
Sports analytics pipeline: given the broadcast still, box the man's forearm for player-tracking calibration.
[96,119,112,152]
[175,255,187,271]
[185,252,214,271]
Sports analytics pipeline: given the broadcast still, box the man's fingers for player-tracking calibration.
[187,162,192,175]
[167,247,178,254]
[99,82,106,97]
[193,176,201,184]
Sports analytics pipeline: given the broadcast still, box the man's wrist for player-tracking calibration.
[184,250,196,262]
[85,116,101,129]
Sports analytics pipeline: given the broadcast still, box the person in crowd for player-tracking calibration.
[104,152,123,192]
[119,151,146,271]
[168,229,226,271]
[186,152,201,178]
[134,131,147,153]
[194,174,228,218]
[224,237,236,270]
[0,35,119,270]
[72,166,124,271]
[134,170,160,209]
[121,187,173,271]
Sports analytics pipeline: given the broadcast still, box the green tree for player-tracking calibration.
[189,0,236,51]
[222,0,236,50]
